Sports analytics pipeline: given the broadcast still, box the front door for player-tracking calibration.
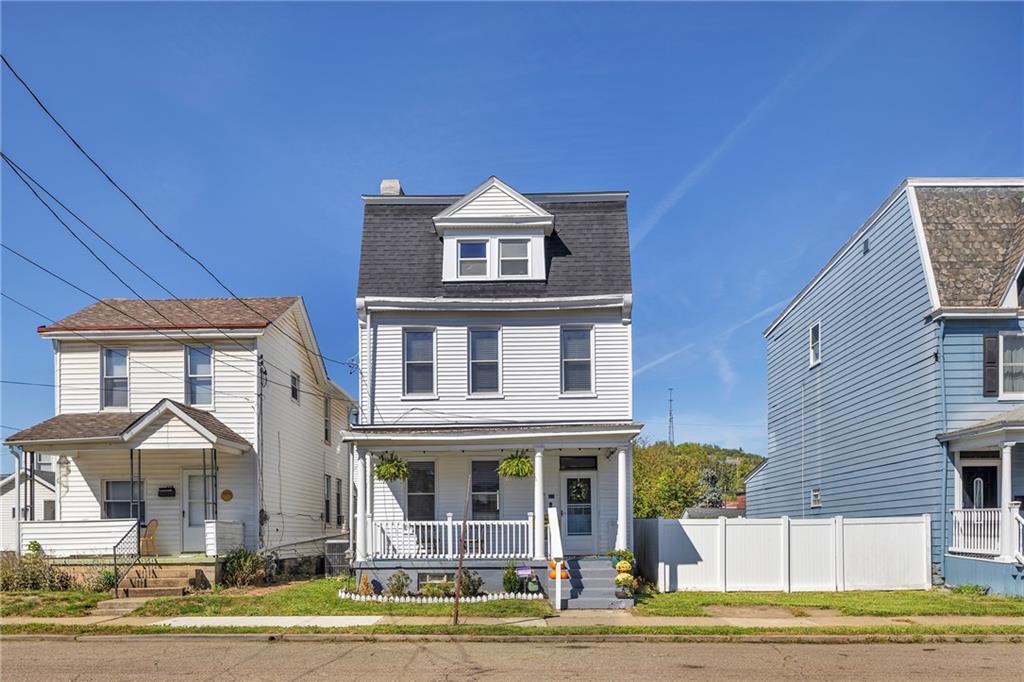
[561,473,596,555]
[181,470,207,552]
[962,465,999,509]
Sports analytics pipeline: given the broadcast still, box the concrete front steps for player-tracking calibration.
[93,597,152,617]
[551,557,634,610]
[116,564,195,599]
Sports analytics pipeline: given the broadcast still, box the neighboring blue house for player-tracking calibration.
[746,178,1024,596]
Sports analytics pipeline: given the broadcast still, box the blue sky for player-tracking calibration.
[2,2,1022,472]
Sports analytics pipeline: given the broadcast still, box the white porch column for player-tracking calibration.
[533,446,545,560]
[1001,443,1015,560]
[354,446,367,562]
[615,446,628,551]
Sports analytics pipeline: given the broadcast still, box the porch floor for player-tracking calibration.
[48,554,218,566]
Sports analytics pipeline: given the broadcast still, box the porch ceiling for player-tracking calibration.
[343,421,643,448]
[4,399,251,454]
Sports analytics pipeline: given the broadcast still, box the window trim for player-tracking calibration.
[290,372,301,404]
[467,326,502,398]
[809,487,822,509]
[335,476,344,526]
[102,478,146,521]
[456,239,489,280]
[498,239,530,279]
[324,474,331,525]
[808,321,821,368]
[100,347,130,410]
[402,327,437,399]
[323,396,332,443]
[405,458,437,521]
[953,453,1001,509]
[470,459,501,520]
[559,325,596,396]
[185,345,215,408]
[997,332,1024,400]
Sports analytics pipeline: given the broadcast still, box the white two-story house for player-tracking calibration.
[346,177,641,601]
[5,296,353,586]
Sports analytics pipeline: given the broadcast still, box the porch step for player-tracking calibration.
[564,596,634,610]
[93,597,151,616]
[548,557,631,610]
[124,586,186,598]
[141,577,192,588]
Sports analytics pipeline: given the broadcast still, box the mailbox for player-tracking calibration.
[157,486,176,498]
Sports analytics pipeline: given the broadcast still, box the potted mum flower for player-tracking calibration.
[614,572,637,599]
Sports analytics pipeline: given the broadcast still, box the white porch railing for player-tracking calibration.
[949,508,1002,556]
[20,519,138,557]
[370,515,534,560]
[205,520,245,557]
[1015,511,1024,564]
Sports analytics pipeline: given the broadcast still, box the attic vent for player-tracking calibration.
[862,238,870,255]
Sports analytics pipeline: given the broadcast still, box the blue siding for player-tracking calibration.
[943,318,1024,430]
[944,555,1024,597]
[747,191,946,564]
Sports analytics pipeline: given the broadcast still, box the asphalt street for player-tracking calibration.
[2,639,1022,680]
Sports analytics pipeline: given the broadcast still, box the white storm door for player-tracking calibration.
[181,470,207,552]
[561,473,596,555]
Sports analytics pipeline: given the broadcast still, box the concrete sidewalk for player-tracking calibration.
[4,610,1024,629]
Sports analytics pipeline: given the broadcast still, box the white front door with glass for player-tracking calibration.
[561,472,596,555]
[181,470,207,552]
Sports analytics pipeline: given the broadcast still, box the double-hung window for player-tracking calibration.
[323,397,332,443]
[560,327,593,393]
[186,346,213,406]
[499,240,529,277]
[471,461,500,520]
[1001,334,1024,397]
[104,480,144,520]
[407,461,435,521]
[458,241,487,277]
[469,328,499,394]
[808,322,821,367]
[290,372,301,403]
[102,348,129,408]
[403,329,435,396]
[324,475,331,524]
[335,477,343,526]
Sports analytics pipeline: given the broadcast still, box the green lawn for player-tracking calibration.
[634,589,1024,617]
[133,578,553,619]
[0,591,109,618]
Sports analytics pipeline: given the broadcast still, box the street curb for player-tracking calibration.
[2,633,1021,644]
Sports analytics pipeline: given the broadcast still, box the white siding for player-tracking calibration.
[449,185,537,217]
[57,342,101,413]
[257,308,351,558]
[0,478,56,552]
[361,310,632,424]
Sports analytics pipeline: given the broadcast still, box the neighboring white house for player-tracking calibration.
[346,177,641,600]
[0,460,56,552]
[4,297,353,570]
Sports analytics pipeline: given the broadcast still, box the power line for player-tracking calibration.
[2,425,25,432]
[1,53,352,371]
[1,380,55,388]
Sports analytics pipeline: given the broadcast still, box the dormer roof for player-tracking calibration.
[432,176,555,235]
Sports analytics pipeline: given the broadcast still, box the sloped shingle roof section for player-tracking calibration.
[358,197,632,298]
[917,186,1024,307]
[39,297,299,333]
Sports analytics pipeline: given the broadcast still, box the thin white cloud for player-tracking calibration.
[709,347,736,393]
[633,343,693,377]
[630,11,881,250]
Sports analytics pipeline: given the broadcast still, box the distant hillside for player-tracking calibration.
[633,440,764,519]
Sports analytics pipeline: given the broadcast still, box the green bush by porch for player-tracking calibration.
[634,589,1024,617]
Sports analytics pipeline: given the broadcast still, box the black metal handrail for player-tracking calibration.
[112,520,141,597]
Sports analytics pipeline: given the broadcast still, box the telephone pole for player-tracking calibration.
[668,387,675,445]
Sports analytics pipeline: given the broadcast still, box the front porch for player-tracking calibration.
[939,412,1024,594]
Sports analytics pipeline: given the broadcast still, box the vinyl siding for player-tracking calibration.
[257,308,351,558]
[359,309,632,424]
[448,185,536,217]
[748,191,945,562]
[942,318,1024,430]
[0,477,55,552]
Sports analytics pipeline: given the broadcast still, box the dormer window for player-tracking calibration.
[458,241,488,278]
[499,240,529,277]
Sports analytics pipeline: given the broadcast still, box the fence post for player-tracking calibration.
[834,516,845,592]
[780,516,791,593]
[921,513,932,589]
[717,516,728,592]
[446,513,455,560]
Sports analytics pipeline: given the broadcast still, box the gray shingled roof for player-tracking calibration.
[937,404,1024,441]
[39,297,298,333]
[917,186,1024,308]
[358,199,631,298]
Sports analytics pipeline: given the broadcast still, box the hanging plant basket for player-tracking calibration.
[374,455,409,481]
[497,452,533,479]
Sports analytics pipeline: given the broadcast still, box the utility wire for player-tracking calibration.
[2,53,353,371]
[1,380,55,388]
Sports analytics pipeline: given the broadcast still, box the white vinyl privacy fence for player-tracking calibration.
[634,515,932,592]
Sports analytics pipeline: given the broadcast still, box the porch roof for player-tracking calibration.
[938,405,1024,443]
[343,421,643,448]
[4,399,252,453]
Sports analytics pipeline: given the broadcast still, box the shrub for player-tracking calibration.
[950,584,990,596]
[615,560,633,574]
[221,548,270,587]
[455,569,483,597]
[384,570,411,597]
[357,572,374,596]
[89,568,118,593]
[502,562,521,593]
[420,580,453,598]
[25,540,43,557]
[607,549,635,566]
[373,455,409,481]
[0,553,76,591]
[497,453,533,478]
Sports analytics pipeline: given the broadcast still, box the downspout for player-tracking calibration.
[938,319,949,581]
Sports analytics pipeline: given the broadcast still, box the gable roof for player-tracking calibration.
[915,185,1024,308]
[38,297,299,334]
[434,176,553,224]
[0,470,55,493]
[358,180,632,299]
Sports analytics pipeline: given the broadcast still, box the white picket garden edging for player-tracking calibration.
[338,590,546,604]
